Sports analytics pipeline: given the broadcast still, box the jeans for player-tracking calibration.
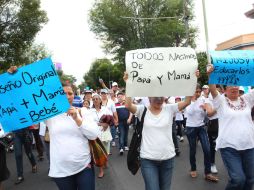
[220,147,254,190]
[13,129,36,177]
[54,166,95,190]
[207,119,219,164]
[118,120,129,149]
[185,126,211,174]
[110,126,116,143]
[40,136,50,163]
[141,158,174,190]
[31,129,44,157]
[172,120,179,151]
[175,120,183,137]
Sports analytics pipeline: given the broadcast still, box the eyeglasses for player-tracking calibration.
[92,98,100,101]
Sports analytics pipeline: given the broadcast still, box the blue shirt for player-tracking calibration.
[72,96,83,108]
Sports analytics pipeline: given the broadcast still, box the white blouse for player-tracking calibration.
[84,107,113,142]
[185,97,206,127]
[135,104,178,160]
[46,111,100,177]
[213,90,254,150]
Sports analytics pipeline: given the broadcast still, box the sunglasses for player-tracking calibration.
[92,98,100,101]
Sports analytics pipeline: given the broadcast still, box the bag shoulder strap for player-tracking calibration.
[139,107,147,133]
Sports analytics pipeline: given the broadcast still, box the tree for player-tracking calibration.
[0,0,48,72]
[57,70,77,85]
[197,51,208,86]
[23,43,52,64]
[89,0,197,64]
[83,58,124,89]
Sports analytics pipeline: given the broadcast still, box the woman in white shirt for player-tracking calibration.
[85,93,112,178]
[124,72,192,190]
[46,83,100,190]
[126,96,191,190]
[208,65,254,190]
[185,84,218,182]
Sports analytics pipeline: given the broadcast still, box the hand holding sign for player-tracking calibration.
[123,72,128,83]
[7,66,18,74]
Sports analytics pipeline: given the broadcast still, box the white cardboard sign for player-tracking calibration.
[125,47,198,97]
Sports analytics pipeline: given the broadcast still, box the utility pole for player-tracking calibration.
[183,0,190,47]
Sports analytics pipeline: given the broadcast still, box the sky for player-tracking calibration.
[36,0,254,85]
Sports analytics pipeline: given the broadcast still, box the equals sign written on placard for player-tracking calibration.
[19,118,28,124]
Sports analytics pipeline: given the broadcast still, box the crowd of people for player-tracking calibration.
[1,65,254,190]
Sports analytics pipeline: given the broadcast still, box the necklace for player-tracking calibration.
[226,97,246,111]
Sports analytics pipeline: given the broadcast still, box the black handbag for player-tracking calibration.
[127,107,147,175]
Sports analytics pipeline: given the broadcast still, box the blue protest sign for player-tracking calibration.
[209,50,254,86]
[0,58,70,132]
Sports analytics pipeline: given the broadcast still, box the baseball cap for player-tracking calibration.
[239,86,244,92]
[175,96,181,100]
[84,89,92,94]
[112,82,118,86]
[100,89,108,94]
[202,85,209,89]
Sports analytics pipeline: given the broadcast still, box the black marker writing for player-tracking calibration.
[32,87,65,105]
[0,105,18,118]
[29,103,59,122]
[157,75,163,85]
[167,70,190,80]
[20,99,30,109]
[0,80,22,94]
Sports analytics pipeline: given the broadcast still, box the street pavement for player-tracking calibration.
[4,129,229,190]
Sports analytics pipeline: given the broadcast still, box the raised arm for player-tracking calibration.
[207,64,218,99]
[99,78,109,90]
[178,96,191,111]
[123,72,137,114]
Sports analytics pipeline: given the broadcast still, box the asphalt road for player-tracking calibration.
[4,130,229,190]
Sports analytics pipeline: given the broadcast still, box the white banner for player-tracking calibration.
[125,47,198,97]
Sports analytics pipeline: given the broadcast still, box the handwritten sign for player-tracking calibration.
[0,58,70,133]
[209,50,254,86]
[125,47,198,97]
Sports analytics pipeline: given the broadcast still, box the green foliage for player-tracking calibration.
[83,58,124,89]
[89,0,197,63]
[57,70,77,85]
[0,0,48,72]
[23,43,52,64]
[197,51,208,85]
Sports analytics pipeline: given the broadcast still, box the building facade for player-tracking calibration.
[216,33,254,50]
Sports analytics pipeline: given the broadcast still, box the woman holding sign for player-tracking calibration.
[207,64,254,190]
[123,72,192,190]
[45,83,100,190]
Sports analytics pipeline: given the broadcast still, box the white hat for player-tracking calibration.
[202,85,209,89]
[92,93,101,99]
[100,89,108,94]
[239,86,244,92]
[112,82,118,86]
[84,89,92,93]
